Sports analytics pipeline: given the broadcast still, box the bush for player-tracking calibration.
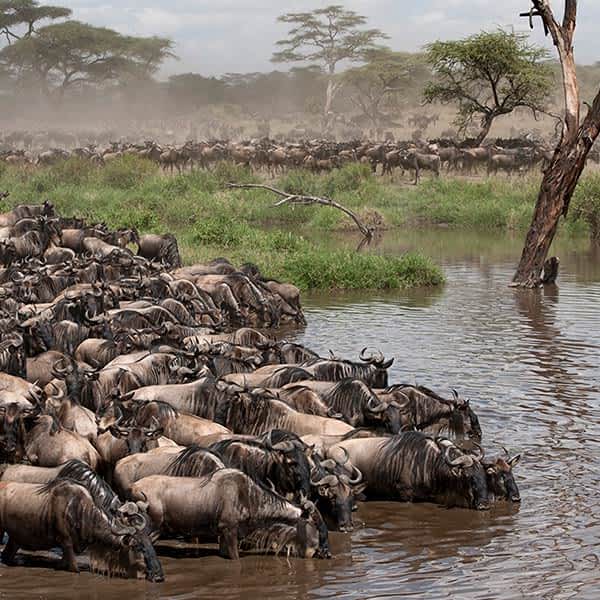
[276,249,444,290]
[49,158,98,186]
[571,174,600,239]
[100,156,157,190]
[192,215,254,248]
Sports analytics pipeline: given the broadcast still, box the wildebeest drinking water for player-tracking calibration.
[0,200,517,583]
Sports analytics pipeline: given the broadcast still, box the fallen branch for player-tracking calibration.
[226,182,374,240]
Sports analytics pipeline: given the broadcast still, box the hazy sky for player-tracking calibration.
[61,1,600,76]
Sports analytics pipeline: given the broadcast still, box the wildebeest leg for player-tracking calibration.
[1,536,19,564]
[59,541,79,572]
[219,527,239,560]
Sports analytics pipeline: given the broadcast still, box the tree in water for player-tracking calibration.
[424,29,553,145]
[513,0,600,287]
[272,5,388,130]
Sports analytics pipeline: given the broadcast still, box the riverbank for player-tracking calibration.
[0,157,444,290]
[2,157,598,288]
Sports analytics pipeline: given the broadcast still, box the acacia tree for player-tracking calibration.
[0,0,70,44]
[272,5,388,125]
[512,0,600,287]
[342,50,427,130]
[424,30,553,144]
[0,20,174,100]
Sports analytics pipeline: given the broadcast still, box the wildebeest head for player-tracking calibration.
[18,318,54,355]
[358,348,394,387]
[483,448,521,503]
[104,504,164,582]
[52,357,84,401]
[240,519,321,559]
[109,417,164,455]
[0,403,25,462]
[0,333,25,377]
[438,438,489,510]
[447,391,482,440]
[263,431,312,500]
[310,448,365,532]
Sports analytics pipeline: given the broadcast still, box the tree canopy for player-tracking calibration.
[272,5,388,119]
[0,20,175,98]
[0,0,70,43]
[342,49,428,130]
[424,30,553,143]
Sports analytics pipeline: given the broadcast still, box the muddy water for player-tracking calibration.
[3,229,600,599]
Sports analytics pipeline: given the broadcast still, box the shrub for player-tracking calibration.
[571,174,600,239]
[101,156,157,190]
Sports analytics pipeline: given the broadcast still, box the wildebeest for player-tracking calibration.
[130,469,331,559]
[332,432,490,510]
[483,448,521,503]
[302,348,394,388]
[215,388,354,437]
[208,435,312,502]
[0,479,164,580]
[375,385,482,439]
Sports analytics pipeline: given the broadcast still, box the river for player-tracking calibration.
[2,229,600,599]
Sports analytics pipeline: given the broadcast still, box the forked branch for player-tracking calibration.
[226,182,374,240]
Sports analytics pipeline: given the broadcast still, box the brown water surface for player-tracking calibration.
[3,229,600,599]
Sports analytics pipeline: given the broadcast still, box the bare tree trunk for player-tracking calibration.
[512,140,593,286]
[512,0,600,287]
[324,78,336,116]
[475,114,494,146]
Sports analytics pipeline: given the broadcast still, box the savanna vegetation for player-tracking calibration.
[0,158,446,290]
[3,157,600,289]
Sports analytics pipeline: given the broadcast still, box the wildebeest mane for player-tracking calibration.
[322,379,377,416]
[240,523,301,557]
[165,445,225,478]
[55,459,120,514]
[135,400,179,425]
[263,366,314,388]
[215,394,286,435]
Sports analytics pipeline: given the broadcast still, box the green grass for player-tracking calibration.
[0,157,444,290]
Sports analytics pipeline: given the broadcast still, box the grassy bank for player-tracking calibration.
[0,158,444,290]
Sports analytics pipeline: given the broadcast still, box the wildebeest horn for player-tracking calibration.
[85,309,103,324]
[52,357,71,376]
[310,474,338,487]
[327,407,344,419]
[318,459,337,471]
[334,446,350,466]
[7,333,23,347]
[444,445,474,468]
[469,442,484,461]
[367,395,387,413]
[359,347,371,362]
[48,382,65,401]
[346,464,363,485]
[129,512,148,531]
[111,523,137,537]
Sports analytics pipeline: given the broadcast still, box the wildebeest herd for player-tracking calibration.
[3,135,594,183]
[0,199,521,582]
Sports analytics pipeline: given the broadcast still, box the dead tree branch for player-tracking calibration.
[226,182,374,240]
